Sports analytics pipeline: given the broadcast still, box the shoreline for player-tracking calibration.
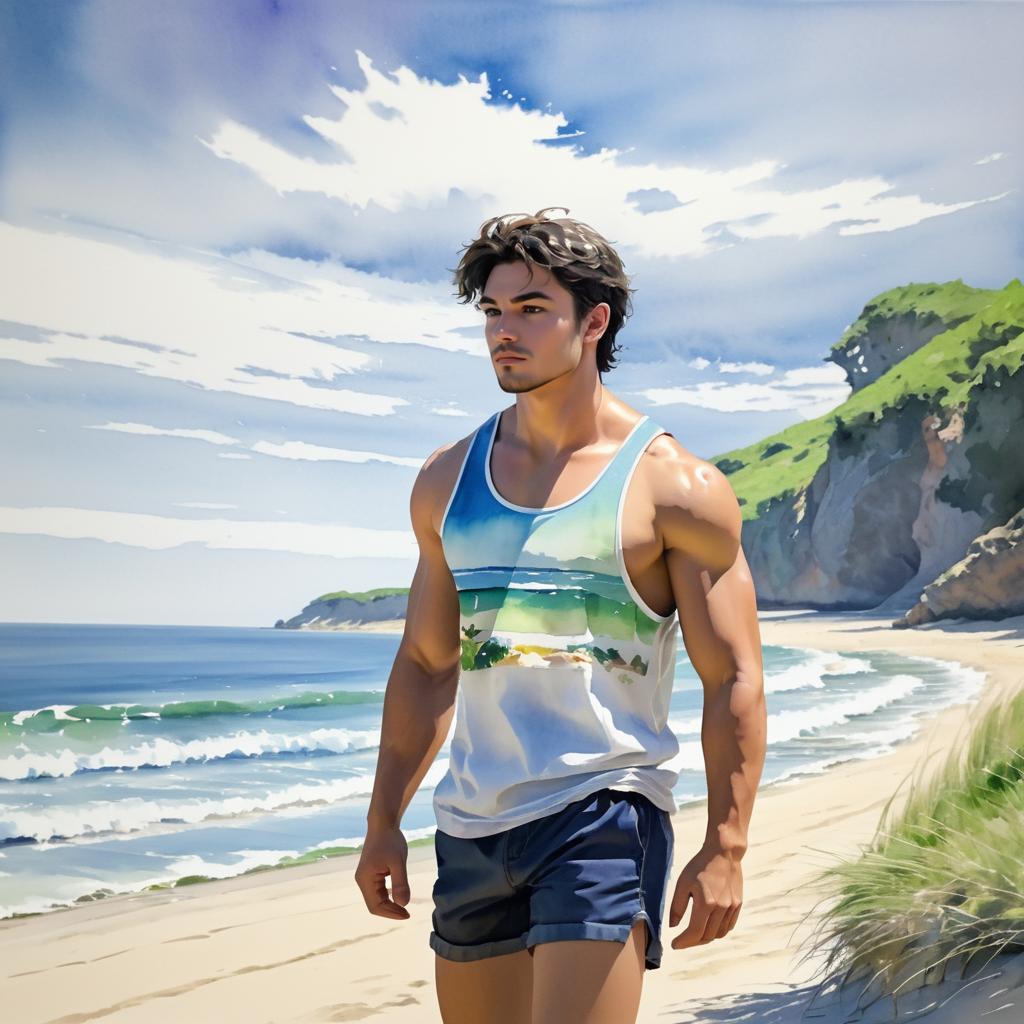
[2,610,1022,1022]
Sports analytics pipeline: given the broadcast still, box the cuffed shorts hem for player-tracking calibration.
[429,930,529,962]
[430,908,664,970]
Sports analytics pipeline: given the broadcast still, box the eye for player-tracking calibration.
[481,306,545,316]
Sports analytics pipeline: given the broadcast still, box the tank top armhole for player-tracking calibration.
[614,428,675,624]
[439,425,482,546]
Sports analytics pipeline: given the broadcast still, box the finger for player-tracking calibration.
[372,869,409,917]
[668,888,692,929]
[390,860,411,908]
[722,902,741,935]
[699,905,728,944]
[671,906,710,949]
[354,868,382,913]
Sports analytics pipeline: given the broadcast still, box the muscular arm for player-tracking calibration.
[364,443,463,831]
[660,456,766,861]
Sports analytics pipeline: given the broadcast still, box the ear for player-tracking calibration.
[583,301,611,343]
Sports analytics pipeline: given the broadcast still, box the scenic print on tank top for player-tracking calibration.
[433,408,683,838]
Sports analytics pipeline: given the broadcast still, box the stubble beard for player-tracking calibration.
[495,356,578,395]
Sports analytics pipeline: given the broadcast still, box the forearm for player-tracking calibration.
[700,671,767,860]
[366,651,458,830]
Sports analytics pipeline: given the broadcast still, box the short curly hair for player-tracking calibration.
[450,206,636,375]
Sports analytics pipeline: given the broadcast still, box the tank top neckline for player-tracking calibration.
[483,409,651,514]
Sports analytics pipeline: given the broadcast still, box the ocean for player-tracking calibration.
[0,621,985,920]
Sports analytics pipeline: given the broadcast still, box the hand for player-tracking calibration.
[667,844,743,949]
[354,823,411,920]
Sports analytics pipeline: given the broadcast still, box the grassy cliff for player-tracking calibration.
[713,278,1023,523]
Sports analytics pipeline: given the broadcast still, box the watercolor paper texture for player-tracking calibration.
[2,2,1023,1021]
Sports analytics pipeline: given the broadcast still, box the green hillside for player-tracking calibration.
[713,279,1024,521]
[829,279,997,354]
[311,586,410,603]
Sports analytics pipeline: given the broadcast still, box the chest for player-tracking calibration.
[488,440,676,620]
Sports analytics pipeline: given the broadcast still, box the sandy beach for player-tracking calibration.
[3,609,1023,1024]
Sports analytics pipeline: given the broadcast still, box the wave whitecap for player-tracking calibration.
[0,725,382,781]
[666,674,925,769]
[1,689,384,733]
[2,775,371,844]
[1,761,452,845]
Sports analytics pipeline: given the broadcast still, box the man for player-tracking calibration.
[355,208,766,1023]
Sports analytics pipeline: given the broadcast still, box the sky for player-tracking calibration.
[0,0,1021,627]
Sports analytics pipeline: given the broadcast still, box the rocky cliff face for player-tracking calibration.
[275,591,409,630]
[827,309,961,393]
[744,360,1023,617]
[896,506,1024,626]
[738,280,1023,625]
[743,395,983,611]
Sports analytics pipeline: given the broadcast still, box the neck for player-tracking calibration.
[503,376,610,459]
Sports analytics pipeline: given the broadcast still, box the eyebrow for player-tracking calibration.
[477,290,554,307]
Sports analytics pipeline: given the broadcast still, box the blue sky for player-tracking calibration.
[1,0,1020,626]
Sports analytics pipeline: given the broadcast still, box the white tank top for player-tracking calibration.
[432,409,682,838]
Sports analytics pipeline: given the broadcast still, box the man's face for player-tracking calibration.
[475,260,596,394]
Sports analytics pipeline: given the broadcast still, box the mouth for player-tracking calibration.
[495,355,527,364]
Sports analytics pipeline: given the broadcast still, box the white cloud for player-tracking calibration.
[86,422,241,445]
[0,505,417,561]
[640,363,850,419]
[199,49,1010,261]
[974,152,1006,165]
[83,418,425,466]
[774,366,848,386]
[715,360,775,376]
[0,218,480,415]
[250,439,423,467]
[431,407,472,417]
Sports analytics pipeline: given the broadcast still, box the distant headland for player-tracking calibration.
[274,587,408,632]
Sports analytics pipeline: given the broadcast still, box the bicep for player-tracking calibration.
[663,467,762,694]
[397,465,462,681]
[668,542,762,694]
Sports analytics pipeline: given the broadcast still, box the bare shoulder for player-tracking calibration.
[640,432,742,573]
[411,429,476,538]
[638,432,732,505]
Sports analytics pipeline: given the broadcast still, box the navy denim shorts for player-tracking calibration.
[429,788,675,970]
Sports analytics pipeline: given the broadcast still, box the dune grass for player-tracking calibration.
[798,686,1024,1018]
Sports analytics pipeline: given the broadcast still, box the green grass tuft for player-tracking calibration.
[796,685,1024,1015]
